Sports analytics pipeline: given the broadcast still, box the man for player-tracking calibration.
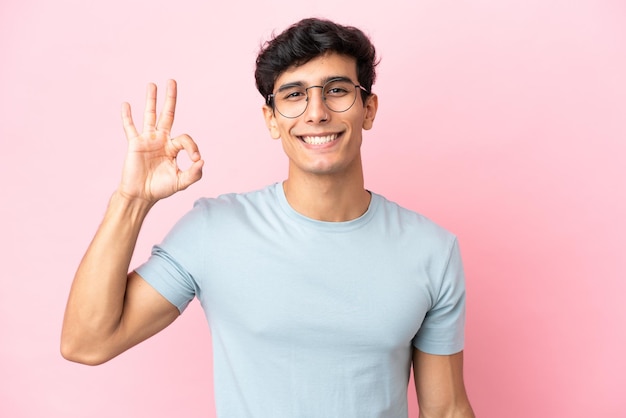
[62,18,475,418]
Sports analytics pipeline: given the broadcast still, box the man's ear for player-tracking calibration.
[262,105,281,139]
[362,93,378,131]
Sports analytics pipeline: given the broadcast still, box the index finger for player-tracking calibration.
[155,79,177,134]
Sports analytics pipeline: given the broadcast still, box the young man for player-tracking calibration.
[62,18,475,418]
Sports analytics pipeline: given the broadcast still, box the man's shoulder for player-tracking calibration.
[372,192,457,246]
[193,183,279,210]
[185,183,282,229]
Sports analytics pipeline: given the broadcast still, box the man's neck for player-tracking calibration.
[282,172,371,222]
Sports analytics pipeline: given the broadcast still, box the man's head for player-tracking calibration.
[255,18,378,106]
[257,18,379,181]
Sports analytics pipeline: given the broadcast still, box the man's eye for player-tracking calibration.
[326,87,349,96]
[283,91,306,100]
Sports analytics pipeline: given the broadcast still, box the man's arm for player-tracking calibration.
[61,80,203,365]
[60,193,180,365]
[413,349,475,418]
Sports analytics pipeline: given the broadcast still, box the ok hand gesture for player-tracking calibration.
[118,80,203,203]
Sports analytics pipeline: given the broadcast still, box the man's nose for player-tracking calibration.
[304,86,328,122]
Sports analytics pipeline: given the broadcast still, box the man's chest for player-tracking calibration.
[198,231,435,352]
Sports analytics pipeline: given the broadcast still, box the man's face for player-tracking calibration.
[263,52,378,179]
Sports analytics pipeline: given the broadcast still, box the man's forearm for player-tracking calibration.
[61,191,153,364]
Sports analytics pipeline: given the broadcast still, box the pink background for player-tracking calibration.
[1,0,625,417]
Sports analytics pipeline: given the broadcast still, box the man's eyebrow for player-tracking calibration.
[321,75,353,84]
[276,81,305,92]
[276,76,354,92]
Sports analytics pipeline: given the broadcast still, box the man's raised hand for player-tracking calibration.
[119,80,203,203]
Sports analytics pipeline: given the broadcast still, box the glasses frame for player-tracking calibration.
[266,78,370,119]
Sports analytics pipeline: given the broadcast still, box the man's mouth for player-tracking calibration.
[299,133,339,145]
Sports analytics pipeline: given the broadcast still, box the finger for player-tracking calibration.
[171,133,203,190]
[121,102,139,140]
[156,79,177,134]
[143,82,158,132]
[171,133,201,162]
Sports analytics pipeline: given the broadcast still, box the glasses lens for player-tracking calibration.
[323,80,358,113]
[274,86,308,118]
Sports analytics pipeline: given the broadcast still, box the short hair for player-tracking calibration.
[255,18,379,106]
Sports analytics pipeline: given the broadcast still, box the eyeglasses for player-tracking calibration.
[267,77,369,119]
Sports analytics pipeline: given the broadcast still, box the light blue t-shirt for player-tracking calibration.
[136,182,466,418]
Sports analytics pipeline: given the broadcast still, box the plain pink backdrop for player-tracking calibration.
[1,0,624,417]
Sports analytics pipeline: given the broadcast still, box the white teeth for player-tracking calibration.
[301,134,338,145]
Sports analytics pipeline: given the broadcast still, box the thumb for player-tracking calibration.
[177,159,204,191]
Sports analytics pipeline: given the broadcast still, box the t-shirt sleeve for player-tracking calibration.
[134,203,206,313]
[135,245,197,313]
[412,238,466,355]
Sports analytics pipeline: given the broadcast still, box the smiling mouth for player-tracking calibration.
[299,133,339,145]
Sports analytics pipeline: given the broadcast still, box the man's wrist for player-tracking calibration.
[110,189,155,218]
